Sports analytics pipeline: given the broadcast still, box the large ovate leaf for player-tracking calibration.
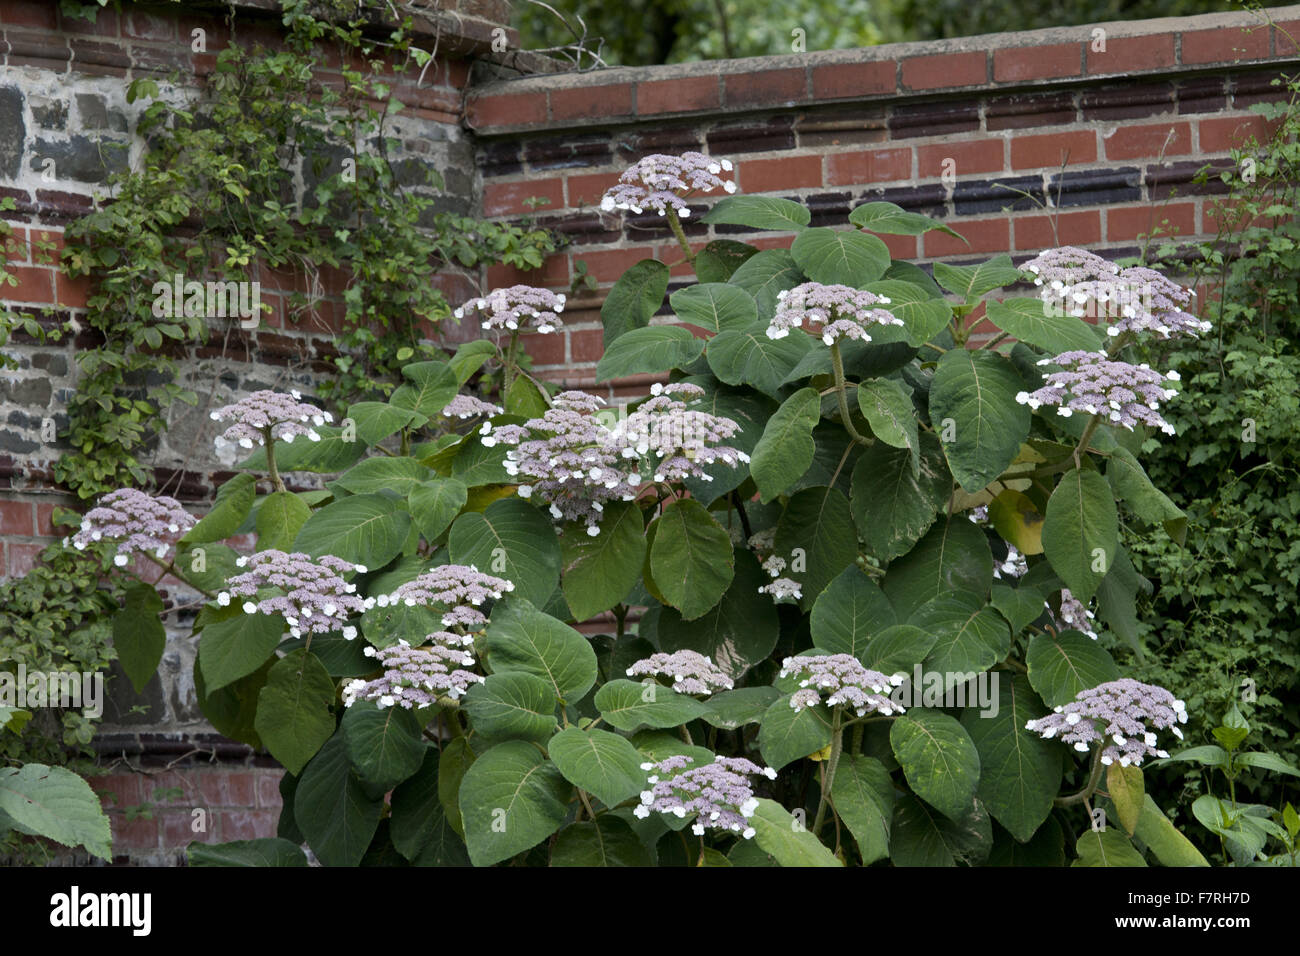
[449,497,561,607]
[862,279,951,346]
[774,486,857,612]
[882,515,993,619]
[458,740,571,867]
[932,254,1020,300]
[890,711,981,821]
[702,195,810,231]
[593,679,707,732]
[238,426,365,475]
[390,360,459,420]
[706,322,813,398]
[461,672,559,743]
[700,687,781,730]
[649,499,734,620]
[989,487,1045,555]
[1025,630,1120,708]
[1042,468,1118,603]
[561,501,646,622]
[334,457,436,496]
[758,695,832,770]
[601,259,670,346]
[850,201,965,238]
[913,595,1010,690]
[548,727,646,807]
[810,565,897,658]
[390,747,449,861]
[112,582,166,694]
[1132,795,1209,867]
[187,837,308,867]
[790,227,891,286]
[985,297,1104,354]
[727,250,804,318]
[851,432,950,562]
[184,472,256,544]
[595,325,705,382]
[551,816,654,866]
[254,649,336,775]
[749,798,842,866]
[293,493,411,570]
[0,764,112,861]
[294,734,384,867]
[751,387,820,502]
[1105,447,1186,544]
[408,478,467,543]
[670,283,758,333]
[1107,763,1145,835]
[694,239,758,283]
[861,624,937,673]
[1073,828,1147,867]
[929,349,1030,492]
[831,754,895,864]
[198,603,285,691]
[255,491,312,552]
[485,597,597,702]
[342,700,427,792]
[889,794,992,866]
[345,401,419,446]
[855,378,919,465]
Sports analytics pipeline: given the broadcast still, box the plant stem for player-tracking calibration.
[665,208,695,263]
[829,343,871,446]
[812,712,844,833]
[263,425,286,493]
[503,330,520,399]
[139,551,217,599]
[1054,741,1106,807]
[1072,414,1103,471]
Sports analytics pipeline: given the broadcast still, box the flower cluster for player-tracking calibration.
[375,564,514,633]
[210,389,332,450]
[341,636,484,709]
[1016,350,1181,435]
[758,577,803,604]
[626,650,734,696]
[767,282,903,345]
[454,285,566,334]
[613,382,749,484]
[1055,588,1098,640]
[1025,678,1188,767]
[441,395,503,420]
[749,531,802,604]
[634,754,776,839]
[218,550,371,640]
[600,152,735,217]
[781,654,906,717]
[69,488,196,567]
[994,543,1029,580]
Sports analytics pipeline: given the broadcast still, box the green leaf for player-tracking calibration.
[239,426,365,474]
[707,322,813,398]
[505,374,549,418]
[861,279,951,347]
[601,259,670,346]
[195,653,271,749]
[342,701,426,792]
[861,624,936,673]
[334,457,436,496]
[1073,828,1147,867]
[1234,751,1300,777]
[749,798,842,866]
[960,674,1061,842]
[649,499,734,619]
[694,239,758,283]
[932,254,1020,300]
[461,672,559,743]
[389,746,443,860]
[985,297,1104,354]
[849,201,965,239]
[1132,795,1209,866]
[198,603,284,691]
[882,515,993,619]
[700,687,781,730]
[727,250,804,319]
[593,679,707,732]
[775,486,857,612]
[408,478,467,543]
[989,487,1045,556]
[701,195,810,231]
[112,582,165,693]
[458,740,571,867]
[929,349,1031,492]
[294,733,383,867]
[184,473,256,544]
[595,325,705,382]
[390,360,460,420]
[1107,763,1145,835]
[810,565,897,658]
[187,837,307,867]
[678,377,773,504]
[855,378,919,464]
[831,754,895,865]
[485,597,597,701]
[758,695,832,770]
[851,432,950,562]
[790,227,891,286]
[889,794,992,866]
[448,340,498,386]
[0,764,112,861]
[449,430,513,486]
[914,596,1010,689]
[1025,630,1120,708]
[294,493,412,570]
[750,387,820,502]
[438,737,476,837]
[548,726,646,807]
[346,401,419,446]
[550,816,653,866]
[890,711,981,821]
[449,498,561,608]
[1159,745,1229,769]
[990,583,1047,634]
[1042,468,1118,603]
[1105,448,1186,544]
[561,500,646,622]
[670,283,759,333]
[254,649,336,775]
[255,491,312,552]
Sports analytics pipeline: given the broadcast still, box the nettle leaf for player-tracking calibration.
[593,679,707,732]
[294,734,383,867]
[595,325,705,382]
[758,695,832,770]
[831,754,895,865]
[1105,447,1186,544]
[960,674,1061,843]
[790,227,891,286]
[113,582,166,693]
[700,687,781,730]
[670,283,759,333]
[775,486,857,611]
[701,195,810,231]
[750,387,820,502]
[342,700,426,792]
[255,491,312,552]
[294,492,412,569]
[984,297,1104,354]
[198,603,284,691]
[728,249,804,319]
[890,711,981,822]
[408,478,467,543]
[810,565,897,658]
[932,254,1021,300]
[390,360,458,420]
[882,515,993,619]
[602,259,670,346]
[548,726,646,807]
[861,624,937,673]
[561,500,646,622]
[0,764,112,861]
[346,401,420,446]
[929,349,1031,492]
[749,799,842,867]
[486,597,597,701]
[850,201,965,239]
[658,549,780,680]
[1025,630,1120,708]
[551,816,654,866]
[255,649,336,775]
[1073,828,1147,867]
[851,431,950,563]
[184,472,256,544]
[449,497,561,608]
[458,741,571,867]
[188,838,307,867]
[334,457,436,496]
[855,378,919,464]
[694,239,758,283]
[706,321,813,398]
[649,499,734,620]
[889,794,992,866]
[1042,468,1118,603]
[913,595,1010,690]
[461,672,559,743]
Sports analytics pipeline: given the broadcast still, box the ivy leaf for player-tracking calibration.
[701,195,810,231]
[548,727,646,807]
[670,283,759,333]
[254,649,336,775]
[485,597,597,702]
[929,349,1031,492]
[294,492,412,570]
[790,227,891,286]
[112,582,166,694]
[0,764,113,861]
[1025,630,1120,708]
[461,672,559,743]
[342,700,427,792]
[601,259,669,346]
[560,501,646,623]
[809,565,897,658]
[1042,468,1118,603]
[595,325,705,382]
[458,741,571,867]
[750,387,820,503]
[449,498,561,608]
[890,711,981,821]
[648,499,734,620]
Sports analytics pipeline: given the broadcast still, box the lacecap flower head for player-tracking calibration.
[600,152,736,218]
[441,395,503,420]
[210,389,333,450]
[626,650,734,696]
[455,285,566,334]
[69,488,196,567]
[611,382,749,485]
[1025,677,1188,767]
[218,550,372,640]
[781,654,907,717]
[767,282,903,345]
[341,636,484,709]
[633,754,777,839]
[1016,350,1180,435]
[376,564,514,633]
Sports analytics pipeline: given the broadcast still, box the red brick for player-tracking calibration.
[551,84,633,122]
[1107,202,1197,243]
[56,270,91,308]
[1013,210,1101,251]
[198,771,255,807]
[1199,114,1272,152]
[994,44,1082,82]
[1277,21,1300,57]
[566,171,620,209]
[750,235,797,251]
[255,771,284,810]
[925,218,1009,257]
[739,154,822,192]
[1087,34,1176,74]
[812,61,895,99]
[578,247,656,283]
[93,773,141,810]
[1104,121,1192,160]
[2,1,58,29]
[918,140,1005,178]
[901,52,986,90]
[520,331,566,366]
[466,91,546,129]
[123,11,175,41]
[1181,26,1270,64]
[5,265,54,304]
[160,811,201,848]
[637,76,719,115]
[879,234,917,260]
[110,814,159,851]
[826,147,912,186]
[217,810,276,842]
[1010,130,1097,169]
[34,502,59,536]
[0,501,33,536]
[482,178,564,217]
[723,68,806,107]
[58,6,119,35]
[569,328,605,364]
